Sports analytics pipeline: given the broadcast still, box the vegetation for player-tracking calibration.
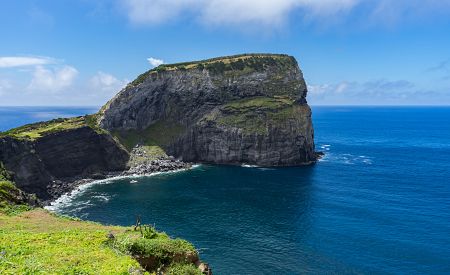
[112,120,185,152]
[0,163,202,274]
[0,181,31,216]
[210,96,307,134]
[128,53,297,86]
[111,230,196,262]
[0,163,31,216]
[166,263,203,275]
[0,209,143,274]
[0,208,201,274]
[0,114,105,141]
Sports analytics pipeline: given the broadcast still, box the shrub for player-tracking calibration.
[141,225,158,239]
[166,263,202,275]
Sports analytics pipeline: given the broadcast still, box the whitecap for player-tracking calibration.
[45,164,202,212]
[241,164,259,168]
[317,152,373,165]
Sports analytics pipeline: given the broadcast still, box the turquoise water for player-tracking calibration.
[2,106,450,274]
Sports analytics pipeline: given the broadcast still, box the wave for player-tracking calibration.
[241,164,259,168]
[319,144,332,151]
[319,152,373,165]
[45,164,202,212]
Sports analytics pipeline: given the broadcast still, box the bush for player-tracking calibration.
[166,263,202,275]
[141,225,158,239]
[0,162,12,181]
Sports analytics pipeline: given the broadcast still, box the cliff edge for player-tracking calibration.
[99,53,316,166]
[0,53,317,201]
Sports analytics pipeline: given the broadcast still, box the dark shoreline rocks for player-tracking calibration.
[43,158,193,205]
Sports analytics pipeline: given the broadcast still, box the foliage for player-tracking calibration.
[0,164,31,216]
[0,162,12,182]
[112,120,185,152]
[141,225,158,239]
[109,225,198,272]
[166,263,203,275]
[211,96,307,134]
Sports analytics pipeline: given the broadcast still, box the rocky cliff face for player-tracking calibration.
[99,54,316,166]
[0,126,128,200]
[0,53,317,201]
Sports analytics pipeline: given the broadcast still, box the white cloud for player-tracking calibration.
[0,56,55,68]
[119,0,450,30]
[90,71,128,93]
[307,79,435,105]
[121,0,358,28]
[147,57,164,67]
[28,65,78,92]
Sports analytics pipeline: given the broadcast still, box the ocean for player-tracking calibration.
[2,106,450,274]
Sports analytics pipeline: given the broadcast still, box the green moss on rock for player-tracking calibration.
[0,114,106,141]
[112,120,185,151]
[207,96,304,134]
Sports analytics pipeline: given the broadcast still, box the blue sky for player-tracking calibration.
[1,0,450,106]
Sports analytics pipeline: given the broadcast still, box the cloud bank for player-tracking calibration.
[307,79,449,105]
[121,0,357,27]
[120,0,450,29]
[0,54,130,105]
[28,65,78,92]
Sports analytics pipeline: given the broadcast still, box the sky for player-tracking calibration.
[1,0,450,106]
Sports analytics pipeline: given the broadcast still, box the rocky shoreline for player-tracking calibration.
[43,157,192,205]
[43,151,323,205]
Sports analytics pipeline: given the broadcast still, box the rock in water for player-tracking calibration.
[99,54,316,166]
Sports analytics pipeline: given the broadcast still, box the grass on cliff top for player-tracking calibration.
[0,209,142,274]
[0,114,103,141]
[0,208,201,274]
[129,53,297,87]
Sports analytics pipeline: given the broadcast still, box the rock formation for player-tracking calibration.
[99,53,316,166]
[0,122,128,200]
[0,53,317,201]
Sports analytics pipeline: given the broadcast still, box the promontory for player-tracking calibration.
[0,53,317,201]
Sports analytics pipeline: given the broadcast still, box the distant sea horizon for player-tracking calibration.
[2,104,450,131]
[1,106,450,274]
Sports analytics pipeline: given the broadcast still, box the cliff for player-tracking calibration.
[99,53,316,166]
[0,116,128,200]
[0,53,316,201]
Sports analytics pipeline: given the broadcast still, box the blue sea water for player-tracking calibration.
[2,106,450,274]
[0,106,98,132]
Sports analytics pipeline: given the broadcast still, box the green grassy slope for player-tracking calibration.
[0,163,202,274]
